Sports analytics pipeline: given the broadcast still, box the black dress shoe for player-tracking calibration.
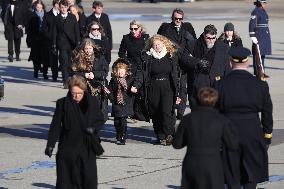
[16,57,21,61]
[8,55,13,62]
[43,75,49,80]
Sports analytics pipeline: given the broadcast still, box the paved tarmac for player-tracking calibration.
[0,0,284,188]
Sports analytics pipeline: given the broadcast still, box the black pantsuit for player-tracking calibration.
[148,80,175,139]
[59,49,72,84]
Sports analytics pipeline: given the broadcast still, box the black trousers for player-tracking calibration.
[31,43,49,75]
[177,72,187,118]
[59,49,72,84]
[228,183,257,189]
[49,47,59,80]
[148,79,175,140]
[8,38,21,56]
[114,117,127,139]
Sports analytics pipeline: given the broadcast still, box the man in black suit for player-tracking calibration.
[42,0,60,81]
[158,8,196,119]
[53,0,80,88]
[86,1,112,63]
[3,0,25,62]
[217,47,273,189]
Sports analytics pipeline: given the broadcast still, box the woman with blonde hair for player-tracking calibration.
[69,4,86,40]
[118,20,149,74]
[71,38,109,121]
[131,34,181,145]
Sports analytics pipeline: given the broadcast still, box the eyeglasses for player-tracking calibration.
[71,92,84,96]
[205,36,216,40]
[174,17,183,21]
[91,28,100,31]
[129,27,139,31]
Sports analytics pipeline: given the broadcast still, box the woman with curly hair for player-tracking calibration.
[131,34,181,145]
[218,22,243,48]
[71,38,109,121]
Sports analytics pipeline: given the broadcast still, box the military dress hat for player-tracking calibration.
[228,47,251,63]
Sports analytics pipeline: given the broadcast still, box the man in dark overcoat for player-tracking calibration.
[3,0,25,62]
[216,47,273,189]
[53,0,80,88]
[86,1,112,63]
[249,0,271,78]
[181,24,231,109]
[42,0,60,81]
[157,8,196,119]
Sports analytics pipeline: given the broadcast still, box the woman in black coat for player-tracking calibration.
[45,75,105,189]
[69,4,86,41]
[118,20,149,75]
[26,0,49,79]
[86,21,111,64]
[218,22,243,48]
[71,38,109,121]
[107,58,134,145]
[173,87,238,189]
[131,34,181,145]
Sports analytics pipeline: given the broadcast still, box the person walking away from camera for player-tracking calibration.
[131,35,181,145]
[41,0,60,82]
[105,58,134,145]
[249,0,271,78]
[218,22,243,48]
[86,21,111,64]
[3,0,25,62]
[26,0,49,79]
[158,8,196,119]
[86,1,112,63]
[71,38,109,122]
[216,47,273,189]
[173,87,238,189]
[45,75,105,189]
[53,0,80,88]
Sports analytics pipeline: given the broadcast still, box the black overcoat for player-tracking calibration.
[3,2,25,40]
[42,9,57,47]
[88,36,111,64]
[118,33,149,74]
[108,76,135,118]
[46,93,105,189]
[173,107,238,189]
[53,13,80,50]
[217,69,273,184]
[86,13,112,49]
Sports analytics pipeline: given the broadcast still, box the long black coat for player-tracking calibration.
[26,11,48,61]
[46,93,105,189]
[108,76,134,118]
[217,70,273,184]
[86,13,112,49]
[118,33,149,74]
[42,9,57,47]
[53,13,80,50]
[88,36,111,64]
[3,2,25,40]
[173,107,238,189]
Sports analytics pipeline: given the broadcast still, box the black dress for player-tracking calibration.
[173,107,238,189]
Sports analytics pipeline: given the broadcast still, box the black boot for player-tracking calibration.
[16,54,21,61]
[8,55,13,62]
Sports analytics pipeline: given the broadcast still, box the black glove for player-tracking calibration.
[45,147,53,158]
[85,127,95,135]
[51,45,57,55]
[197,59,210,73]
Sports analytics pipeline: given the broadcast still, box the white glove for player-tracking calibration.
[251,37,258,44]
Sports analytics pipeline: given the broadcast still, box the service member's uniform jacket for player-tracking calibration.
[217,69,273,184]
[249,6,271,55]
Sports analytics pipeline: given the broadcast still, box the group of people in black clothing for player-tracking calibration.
[1,0,273,188]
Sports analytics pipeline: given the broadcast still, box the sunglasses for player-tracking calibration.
[129,27,139,31]
[174,17,183,21]
[91,28,100,31]
[205,36,216,40]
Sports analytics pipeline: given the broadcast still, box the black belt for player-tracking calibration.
[152,77,168,81]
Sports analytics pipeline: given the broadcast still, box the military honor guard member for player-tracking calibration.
[249,0,271,78]
[217,47,273,189]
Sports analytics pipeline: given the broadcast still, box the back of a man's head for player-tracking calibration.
[198,87,218,107]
